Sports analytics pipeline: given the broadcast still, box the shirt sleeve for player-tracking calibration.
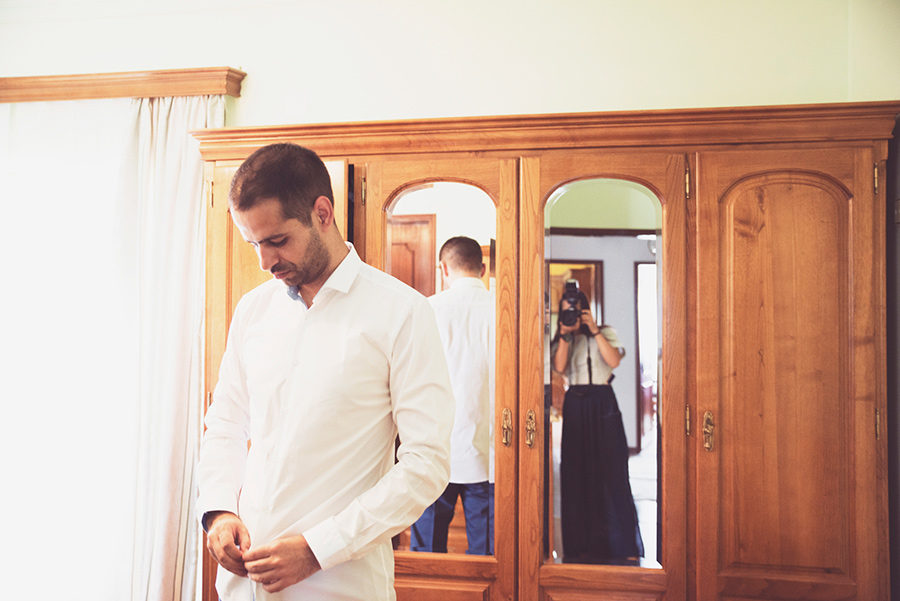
[302,296,454,569]
[196,303,251,527]
[599,324,622,348]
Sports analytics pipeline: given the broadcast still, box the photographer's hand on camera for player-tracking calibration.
[579,309,600,334]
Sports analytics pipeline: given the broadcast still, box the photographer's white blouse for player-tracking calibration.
[558,326,622,386]
[198,245,454,601]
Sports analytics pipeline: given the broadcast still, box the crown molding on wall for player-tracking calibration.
[0,66,246,103]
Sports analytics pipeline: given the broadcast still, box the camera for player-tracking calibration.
[559,279,585,327]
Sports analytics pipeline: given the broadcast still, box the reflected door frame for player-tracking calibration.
[634,259,659,452]
[546,259,604,325]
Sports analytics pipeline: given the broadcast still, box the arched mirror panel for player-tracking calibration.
[519,151,686,601]
[364,157,517,601]
[387,181,498,555]
[544,178,662,567]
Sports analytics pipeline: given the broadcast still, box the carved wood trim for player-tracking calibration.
[0,66,246,102]
[192,101,900,161]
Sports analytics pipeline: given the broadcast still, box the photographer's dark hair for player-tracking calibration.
[230,143,334,226]
[439,236,484,275]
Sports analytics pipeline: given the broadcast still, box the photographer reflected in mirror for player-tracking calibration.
[551,279,644,564]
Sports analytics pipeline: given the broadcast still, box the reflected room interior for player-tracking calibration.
[544,178,662,568]
[385,181,498,555]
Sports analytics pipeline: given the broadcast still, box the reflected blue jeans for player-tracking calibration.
[410,481,494,555]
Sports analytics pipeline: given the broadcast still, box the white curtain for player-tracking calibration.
[0,94,224,601]
[131,95,225,601]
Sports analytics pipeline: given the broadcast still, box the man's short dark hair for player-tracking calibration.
[439,236,484,274]
[230,143,334,225]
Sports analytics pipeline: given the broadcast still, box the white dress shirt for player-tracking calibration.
[198,245,454,601]
[428,277,495,483]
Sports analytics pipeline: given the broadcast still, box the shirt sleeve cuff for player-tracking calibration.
[197,490,239,532]
[303,517,351,571]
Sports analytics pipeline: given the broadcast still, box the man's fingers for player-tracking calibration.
[212,541,247,575]
[222,537,245,562]
[246,556,287,592]
[241,540,273,563]
[207,518,251,576]
[262,579,288,593]
[208,541,247,576]
[234,521,252,552]
[246,563,276,582]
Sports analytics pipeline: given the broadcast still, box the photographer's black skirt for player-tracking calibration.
[560,384,644,563]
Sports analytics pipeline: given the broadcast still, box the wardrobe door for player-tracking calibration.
[693,145,888,600]
[519,150,688,601]
[364,156,518,601]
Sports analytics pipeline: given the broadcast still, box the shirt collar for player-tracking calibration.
[287,242,361,306]
[449,276,486,290]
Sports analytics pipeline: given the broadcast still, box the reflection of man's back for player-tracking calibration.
[430,275,494,483]
[410,235,496,555]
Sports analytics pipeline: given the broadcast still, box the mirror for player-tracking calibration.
[543,178,662,568]
[385,181,497,556]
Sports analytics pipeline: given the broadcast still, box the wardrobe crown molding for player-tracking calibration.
[0,66,246,103]
[190,100,900,161]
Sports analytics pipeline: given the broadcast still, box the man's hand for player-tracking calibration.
[205,511,251,577]
[243,534,321,593]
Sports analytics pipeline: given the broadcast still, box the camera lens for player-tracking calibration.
[560,306,580,326]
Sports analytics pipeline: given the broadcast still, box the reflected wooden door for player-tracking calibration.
[388,214,436,296]
[693,147,888,600]
[365,156,517,601]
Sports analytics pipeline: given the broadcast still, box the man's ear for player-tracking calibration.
[480,263,486,278]
[312,195,333,227]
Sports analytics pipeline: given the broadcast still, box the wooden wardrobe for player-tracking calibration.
[195,101,899,601]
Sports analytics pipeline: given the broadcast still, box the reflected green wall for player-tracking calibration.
[546,179,662,230]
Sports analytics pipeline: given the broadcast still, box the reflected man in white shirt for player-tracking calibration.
[197,143,454,601]
[410,236,495,555]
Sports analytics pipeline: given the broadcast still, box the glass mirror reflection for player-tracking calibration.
[544,178,662,568]
[385,181,497,556]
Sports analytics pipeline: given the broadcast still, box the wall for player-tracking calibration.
[1,0,899,127]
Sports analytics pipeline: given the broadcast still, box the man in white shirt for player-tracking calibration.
[410,236,495,555]
[198,143,454,600]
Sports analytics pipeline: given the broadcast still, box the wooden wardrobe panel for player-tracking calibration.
[694,145,887,600]
[519,150,688,601]
[365,156,518,601]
